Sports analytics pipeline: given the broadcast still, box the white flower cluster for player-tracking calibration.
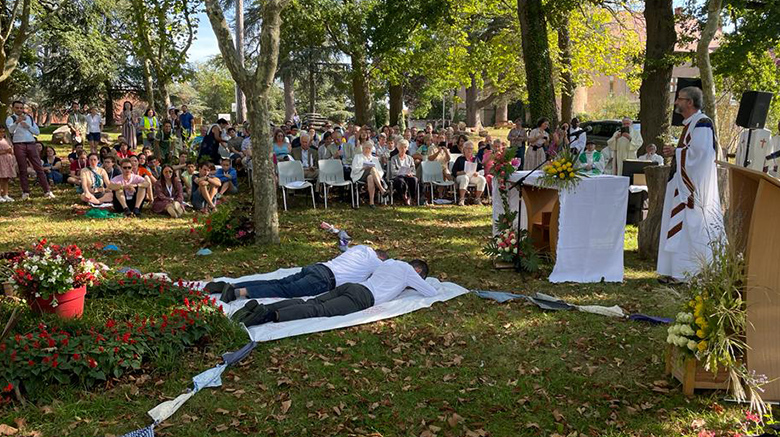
[667,312,697,351]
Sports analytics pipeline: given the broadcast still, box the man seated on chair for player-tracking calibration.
[576,141,605,175]
[637,143,664,166]
[232,258,437,327]
[291,132,318,180]
[205,245,388,302]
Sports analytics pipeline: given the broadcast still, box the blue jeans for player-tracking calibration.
[236,264,335,298]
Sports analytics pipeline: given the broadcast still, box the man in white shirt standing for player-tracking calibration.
[6,100,54,200]
[207,245,387,303]
[85,107,103,153]
[637,143,665,165]
[234,259,437,326]
[567,117,587,153]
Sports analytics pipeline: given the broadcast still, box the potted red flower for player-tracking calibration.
[7,240,101,318]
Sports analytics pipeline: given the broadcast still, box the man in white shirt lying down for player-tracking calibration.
[204,245,387,302]
[232,259,438,326]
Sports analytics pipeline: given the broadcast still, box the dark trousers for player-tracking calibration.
[14,142,50,194]
[393,175,418,199]
[267,283,374,322]
[113,193,145,212]
[237,264,335,298]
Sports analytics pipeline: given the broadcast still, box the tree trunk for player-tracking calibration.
[638,164,671,260]
[517,0,558,126]
[389,83,403,126]
[104,82,116,127]
[247,96,281,244]
[465,76,481,128]
[44,111,51,126]
[697,0,722,132]
[283,69,296,122]
[639,0,676,156]
[351,52,373,126]
[160,83,172,114]
[308,56,316,114]
[142,57,156,112]
[558,18,574,124]
[495,98,508,125]
[235,0,247,123]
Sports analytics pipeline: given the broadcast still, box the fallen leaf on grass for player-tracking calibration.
[0,424,17,436]
[215,408,230,415]
[447,413,464,427]
[281,400,292,414]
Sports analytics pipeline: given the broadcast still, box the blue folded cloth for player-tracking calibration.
[103,244,120,251]
[196,248,213,256]
[628,314,673,324]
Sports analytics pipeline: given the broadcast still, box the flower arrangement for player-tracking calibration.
[483,147,540,273]
[666,238,768,414]
[7,240,101,307]
[537,150,586,191]
[191,199,255,246]
[0,277,229,401]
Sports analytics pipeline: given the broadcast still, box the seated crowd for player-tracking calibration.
[0,99,666,214]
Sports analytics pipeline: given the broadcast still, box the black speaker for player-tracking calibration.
[736,91,773,129]
[672,78,702,126]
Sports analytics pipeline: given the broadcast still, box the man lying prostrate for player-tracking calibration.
[232,259,437,327]
[204,245,388,302]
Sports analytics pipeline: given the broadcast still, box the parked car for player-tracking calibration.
[581,120,641,148]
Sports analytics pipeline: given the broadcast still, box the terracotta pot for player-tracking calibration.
[30,285,87,319]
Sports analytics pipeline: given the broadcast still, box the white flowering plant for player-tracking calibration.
[7,240,101,307]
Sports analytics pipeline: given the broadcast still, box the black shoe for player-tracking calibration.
[123,208,132,217]
[204,281,227,294]
[219,282,237,303]
[231,300,258,322]
[132,208,142,218]
[243,304,271,326]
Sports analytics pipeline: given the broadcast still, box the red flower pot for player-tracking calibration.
[30,285,87,319]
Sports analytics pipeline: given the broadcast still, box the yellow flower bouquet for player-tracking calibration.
[536,151,586,191]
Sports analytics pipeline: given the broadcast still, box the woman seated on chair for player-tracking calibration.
[272,129,291,162]
[482,139,506,190]
[389,139,417,206]
[351,141,386,208]
[451,141,487,206]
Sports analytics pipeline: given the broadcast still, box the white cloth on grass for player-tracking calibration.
[491,171,629,283]
[202,269,468,343]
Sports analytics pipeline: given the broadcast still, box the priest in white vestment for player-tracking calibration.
[735,127,773,173]
[658,87,724,281]
[607,117,643,176]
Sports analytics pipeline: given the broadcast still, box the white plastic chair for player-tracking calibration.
[449,153,461,173]
[277,161,316,211]
[317,159,354,209]
[420,161,456,205]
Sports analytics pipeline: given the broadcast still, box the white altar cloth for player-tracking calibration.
[492,171,629,283]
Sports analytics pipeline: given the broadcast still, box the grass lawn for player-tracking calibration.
[0,159,764,436]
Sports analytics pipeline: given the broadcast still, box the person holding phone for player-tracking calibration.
[525,117,550,170]
[607,117,643,175]
[6,100,54,200]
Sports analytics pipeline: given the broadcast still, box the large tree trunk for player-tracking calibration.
[389,83,403,126]
[517,0,558,126]
[0,0,32,84]
[160,83,172,114]
[247,96,280,243]
[351,53,373,126]
[495,98,508,125]
[283,69,296,122]
[142,57,156,112]
[204,0,287,244]
[465,76,482,128]
[558,18,574,123]
[235,0,247,123]
[697,0,722,132]
[638,165,671,260]
[639,0,676,155]
[104,81,116,127]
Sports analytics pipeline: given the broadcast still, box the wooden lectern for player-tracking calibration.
[522,186,559,256]
[721,162,780,401]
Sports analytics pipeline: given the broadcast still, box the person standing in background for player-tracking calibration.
[6,101,54,200]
